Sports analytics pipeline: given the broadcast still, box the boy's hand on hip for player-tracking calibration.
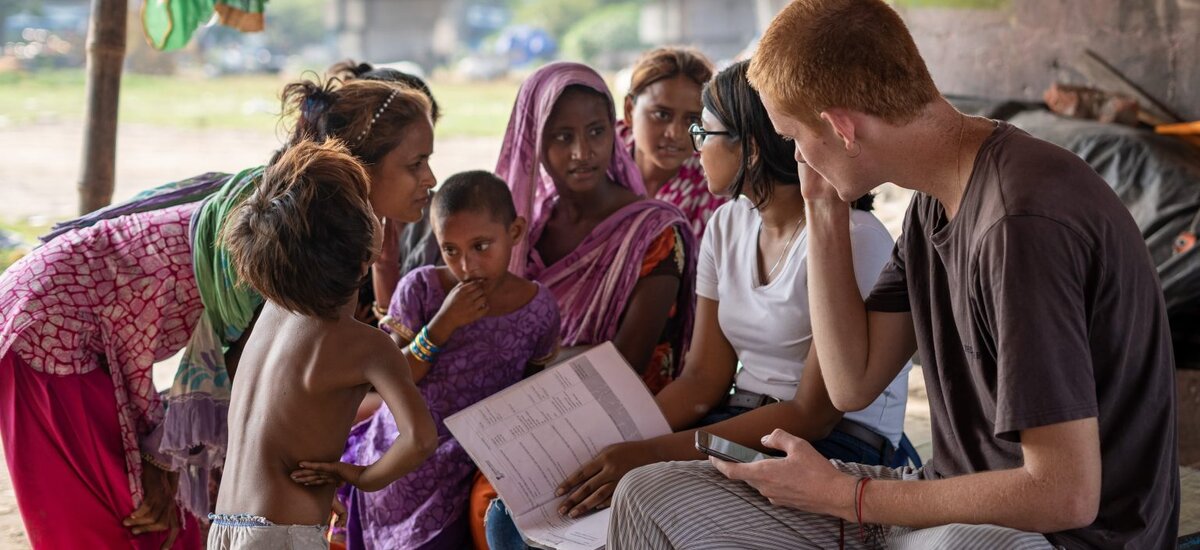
[124,456,181,549]
[292,461,366,488]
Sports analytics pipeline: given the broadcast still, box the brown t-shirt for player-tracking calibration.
[866,122,1178,549]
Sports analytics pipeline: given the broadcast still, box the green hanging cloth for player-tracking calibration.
[214,0,267,32]
[142,0,214,52]
[142,0,268,52]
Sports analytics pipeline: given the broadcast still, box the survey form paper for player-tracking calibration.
[444,342,671,550]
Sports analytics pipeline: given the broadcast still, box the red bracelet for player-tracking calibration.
[842,476,863,550]
[856,477,872,541]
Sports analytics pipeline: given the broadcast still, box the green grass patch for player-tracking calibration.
[429,79,520,139]
[0,217,52,242]
[0,70,281,132]
[0,69,519,139]
[0,218,53,274]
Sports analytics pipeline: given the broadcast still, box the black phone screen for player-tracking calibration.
[695,431,774,463]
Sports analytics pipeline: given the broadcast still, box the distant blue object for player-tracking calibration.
[465,4,508,31]
[0,230,21,251]
[495,25,556,67]
[5,6,89,37]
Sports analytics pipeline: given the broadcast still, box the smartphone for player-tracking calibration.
[695,431,777,463]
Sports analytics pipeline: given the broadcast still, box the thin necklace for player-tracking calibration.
[762,214,805,284]
[955,113,967,186]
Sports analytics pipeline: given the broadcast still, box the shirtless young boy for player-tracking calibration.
[210,140,437,549]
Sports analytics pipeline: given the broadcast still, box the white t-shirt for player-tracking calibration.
[696,197,911,446]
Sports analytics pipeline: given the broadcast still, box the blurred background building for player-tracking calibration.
[2,0,1195,118]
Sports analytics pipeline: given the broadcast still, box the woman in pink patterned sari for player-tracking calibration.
[618,47,726,240]
[0,204,207,550]
[0,75,436,549]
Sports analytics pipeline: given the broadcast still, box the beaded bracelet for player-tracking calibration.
[141,451,175,472]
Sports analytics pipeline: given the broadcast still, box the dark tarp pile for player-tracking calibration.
[950,97,1200,368]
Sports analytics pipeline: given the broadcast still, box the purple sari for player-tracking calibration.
[341,267,560,549]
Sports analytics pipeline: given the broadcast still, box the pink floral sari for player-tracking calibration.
[616,119,726,240]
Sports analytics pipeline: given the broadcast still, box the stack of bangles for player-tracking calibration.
[408,326,442,363]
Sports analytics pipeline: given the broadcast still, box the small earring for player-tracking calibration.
[847,142,862,159]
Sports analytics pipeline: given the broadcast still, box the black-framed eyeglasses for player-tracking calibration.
[689,122,731,153]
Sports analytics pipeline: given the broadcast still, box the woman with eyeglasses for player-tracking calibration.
[551,60,918,521]
[619,47,727,240]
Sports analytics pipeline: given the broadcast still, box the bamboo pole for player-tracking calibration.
[1155,121,1200,135]
[77,0,127,214]
[1073,49,1182,127]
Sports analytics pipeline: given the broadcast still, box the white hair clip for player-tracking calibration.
[355,88,400,146]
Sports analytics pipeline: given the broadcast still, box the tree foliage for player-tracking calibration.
[510,0,633,40]
[560,2,641,65]
[264,0,326,53]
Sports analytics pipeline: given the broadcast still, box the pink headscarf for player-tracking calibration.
[495,61,646,275]
[494,62,696,378]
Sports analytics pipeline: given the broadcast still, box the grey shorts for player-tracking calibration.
[207,513,329,550]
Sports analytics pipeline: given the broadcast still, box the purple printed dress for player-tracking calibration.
[341,266,560,549]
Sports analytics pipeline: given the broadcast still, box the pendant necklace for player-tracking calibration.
[762,214,805,284]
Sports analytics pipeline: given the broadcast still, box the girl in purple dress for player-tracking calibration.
[340,171,561,549]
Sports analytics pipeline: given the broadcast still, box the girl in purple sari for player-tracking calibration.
[478,61,697,549]
[340,171,560,550]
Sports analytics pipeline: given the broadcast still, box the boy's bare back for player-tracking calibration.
[217,302,409,525]
[213,139,437,537]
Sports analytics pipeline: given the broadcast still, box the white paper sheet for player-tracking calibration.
[444,342,670,550]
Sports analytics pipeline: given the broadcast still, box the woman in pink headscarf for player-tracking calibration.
[496,61,696,392]
[468,61,696,550]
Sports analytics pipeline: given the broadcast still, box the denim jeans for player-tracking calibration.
[484,499,528,550]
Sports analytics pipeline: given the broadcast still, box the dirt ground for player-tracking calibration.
[0,122,506,223]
